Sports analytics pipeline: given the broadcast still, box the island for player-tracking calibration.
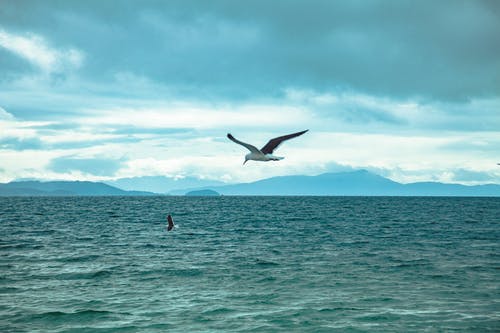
[185,189,220,196]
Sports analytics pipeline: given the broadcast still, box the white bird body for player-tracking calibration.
[227,130,308,164]
[245,152,284,162]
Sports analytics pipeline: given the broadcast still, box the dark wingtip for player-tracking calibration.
[296,129,308,136]
[227,133,234,139]
[167,214,174,231]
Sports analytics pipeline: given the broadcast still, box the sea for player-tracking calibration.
[0,196,499,332]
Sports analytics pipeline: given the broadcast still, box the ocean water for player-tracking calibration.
[0,196,499,332]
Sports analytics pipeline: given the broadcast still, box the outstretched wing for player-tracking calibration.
[167,214,174,231]
[227,133,261,154]
[261,130,308,154]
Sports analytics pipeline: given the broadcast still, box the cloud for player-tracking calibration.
[76,104,310,130]
[0,109,48,143]
[0,106,14,120]
[285,89,500,132]
[1,1,498,100]
[0,107,139,151]
[48,156,126,177]
[0,29,84,74]
[0,136,43,150]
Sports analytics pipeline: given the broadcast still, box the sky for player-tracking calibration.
[0,0,499,185]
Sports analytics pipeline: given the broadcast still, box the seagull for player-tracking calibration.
[227,130,308,164]
[166,214,174,231]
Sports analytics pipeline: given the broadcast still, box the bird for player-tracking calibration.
[227,130,308,164]
[166,214,174,231]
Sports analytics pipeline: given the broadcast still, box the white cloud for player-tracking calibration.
[0,89,499,185]
[39,132,123,145]
[0,108,52,140]
[77,104,311,130]
[1,119,499,184]
[0,29,84,74]
[0,107,15,120]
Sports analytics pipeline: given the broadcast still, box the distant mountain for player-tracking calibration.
[106,176,225,194]
[185,189,220,196]
[171,170,500,196]
[0,181,155,196]
[2,171,499,196]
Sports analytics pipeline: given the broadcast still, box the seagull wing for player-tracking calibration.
[167,214,174,231]
[260,130,308,154]
[227,133,261,154]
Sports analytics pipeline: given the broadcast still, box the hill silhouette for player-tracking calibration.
[171,170,500,196]
[0,181,154,196]
[2,171,499,196]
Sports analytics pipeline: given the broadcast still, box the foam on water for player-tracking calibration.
[0,196,499,332]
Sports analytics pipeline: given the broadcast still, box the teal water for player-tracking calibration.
[1,196,499,332]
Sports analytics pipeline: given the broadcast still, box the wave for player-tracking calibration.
[56,254,101,263]
[0,243,44,250]
[26,309,120,323]
[36,309,115,317]
[54,269,114,280]
[255,260,280,267]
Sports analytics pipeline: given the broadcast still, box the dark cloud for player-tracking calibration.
[48,156,126,176]
[330,105,405,125]
[48,137,141,150]
[0,137,43,150]
[109,126,192,136]
[0,48,36,81]
[1,0,498,101]
[26,122,82,131]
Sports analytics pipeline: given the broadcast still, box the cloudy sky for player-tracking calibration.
[0,0,499,184]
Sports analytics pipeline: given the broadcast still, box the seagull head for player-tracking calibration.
[243,154,250,165]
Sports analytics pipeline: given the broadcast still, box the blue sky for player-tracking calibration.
[0,0,499,184]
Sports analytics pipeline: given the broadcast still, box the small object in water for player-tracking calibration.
[167,214,174,231]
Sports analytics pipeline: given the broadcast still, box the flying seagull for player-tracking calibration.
[227,130,308,164]
[167,214,174,231]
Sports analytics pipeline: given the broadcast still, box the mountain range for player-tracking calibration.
[0,181,154,196]
[105,176,224,194]
[1,170,499,196]
[170,170,500,196]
